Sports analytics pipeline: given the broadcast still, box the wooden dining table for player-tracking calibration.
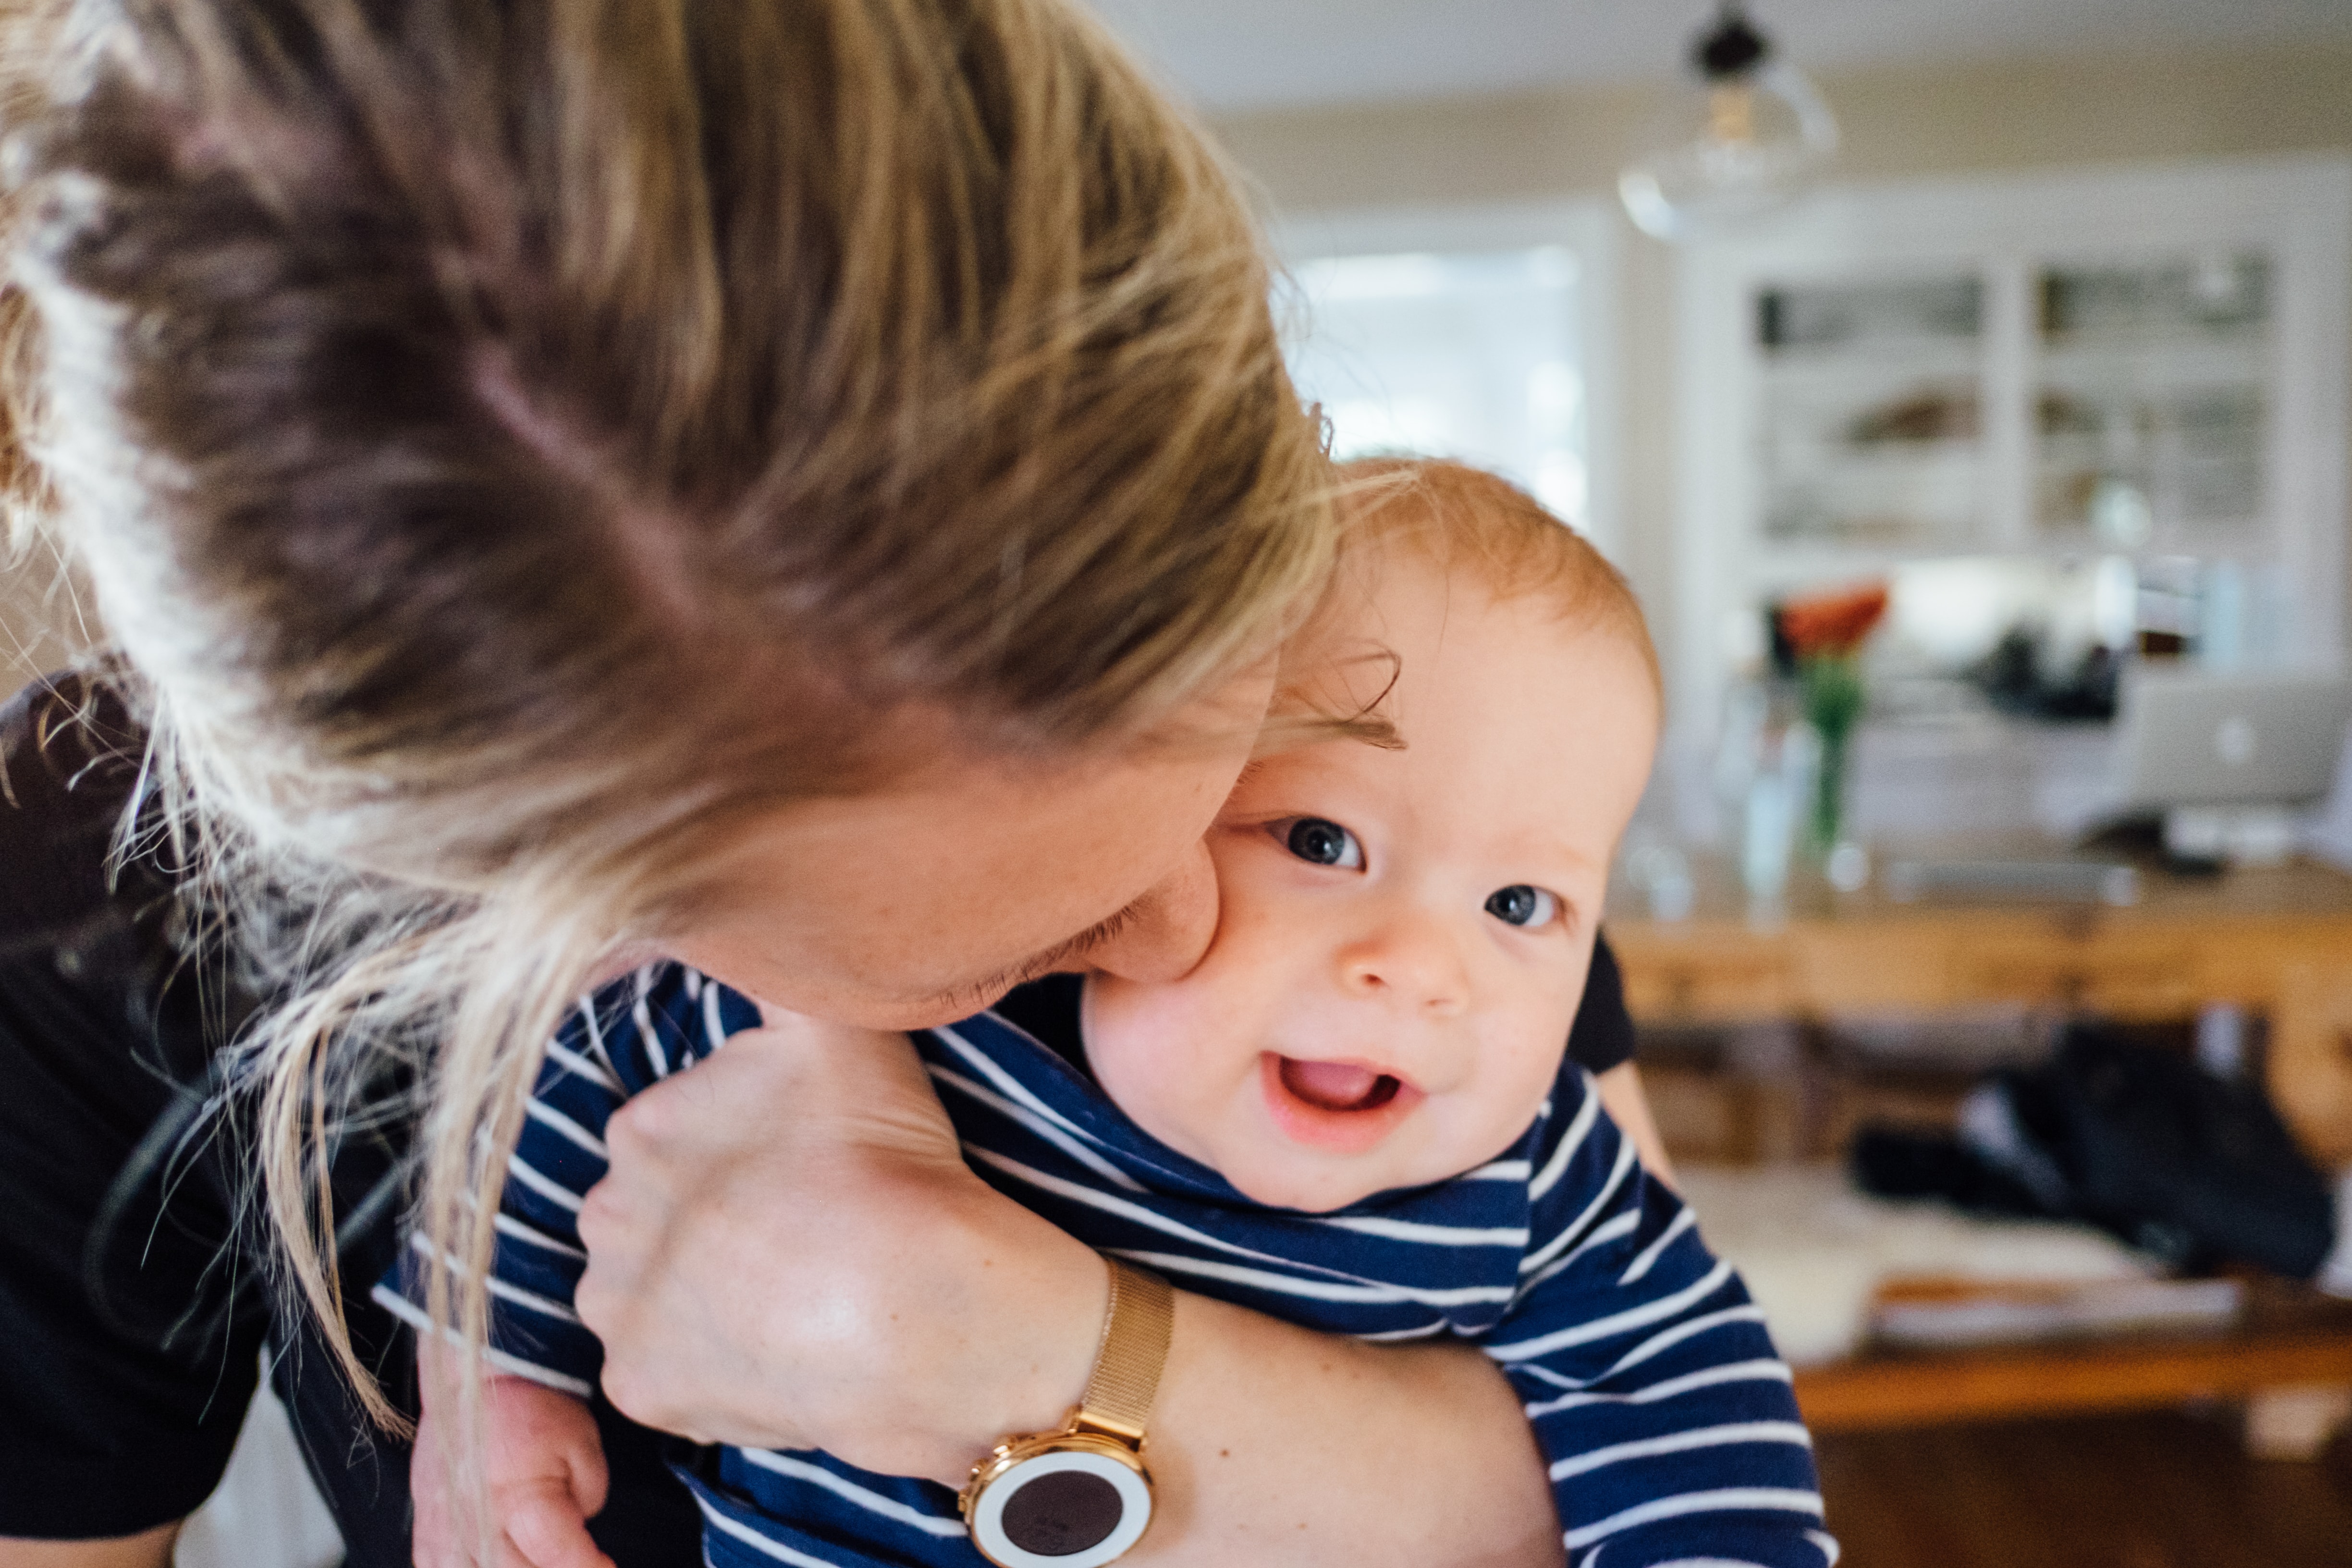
[1607,845,2352,1442]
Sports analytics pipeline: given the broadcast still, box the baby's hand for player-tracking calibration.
[413,1355,614,1568]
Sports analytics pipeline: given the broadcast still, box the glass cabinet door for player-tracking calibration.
[2031,252,2271,548]
[1752,273,1985,549]
[1673,159,2349,733]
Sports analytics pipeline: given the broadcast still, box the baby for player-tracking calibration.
[385,459,1832,1568]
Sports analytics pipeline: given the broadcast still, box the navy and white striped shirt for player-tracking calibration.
[380,962,1833,1568]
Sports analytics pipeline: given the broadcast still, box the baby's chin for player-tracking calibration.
[1216,1146,1460,1214]
[1222,1163,1393,1214]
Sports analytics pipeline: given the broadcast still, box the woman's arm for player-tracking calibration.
[574,1021,1566,1568]
[1132,1291,1562,1566]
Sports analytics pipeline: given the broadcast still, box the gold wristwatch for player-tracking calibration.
[959,1256,1173,1568]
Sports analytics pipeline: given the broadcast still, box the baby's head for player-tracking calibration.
[1083,458,1661,1212]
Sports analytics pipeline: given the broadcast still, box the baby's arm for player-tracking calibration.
[380,970,753,1563]
[412,1342,614,1568]
[1491,1073,1832,1568]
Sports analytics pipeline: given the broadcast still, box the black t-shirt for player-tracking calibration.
[0,677,274,1536]
[0,678,694,1557]
[0,675,1638,1547]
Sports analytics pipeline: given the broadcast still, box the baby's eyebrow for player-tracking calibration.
[1524,841,1599,879]
[1489,826,1600,876]
[1255,647,1408,756]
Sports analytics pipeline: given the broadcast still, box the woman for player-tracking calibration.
[0,2,1664,1564]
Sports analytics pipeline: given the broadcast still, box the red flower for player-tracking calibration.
[1777,582,1889,659]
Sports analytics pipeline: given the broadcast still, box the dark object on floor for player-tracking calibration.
[1850,1127,2050,1219]
[1851,1024,2336,1278]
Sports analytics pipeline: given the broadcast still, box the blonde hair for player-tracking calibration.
[1333,456,1658,692]
[0,0,1334,1459]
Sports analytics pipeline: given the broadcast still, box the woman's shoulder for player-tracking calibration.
[0,671,154,943]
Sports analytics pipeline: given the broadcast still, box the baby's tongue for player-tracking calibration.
[1281,1057,1383,1111]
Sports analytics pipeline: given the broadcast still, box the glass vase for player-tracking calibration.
[1799,653,1864,853]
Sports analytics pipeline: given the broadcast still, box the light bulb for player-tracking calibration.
[1618,4,1839,243]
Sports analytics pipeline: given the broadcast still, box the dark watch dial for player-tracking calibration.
[1002,1469,1123,1555]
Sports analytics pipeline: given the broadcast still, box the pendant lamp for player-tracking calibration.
[1618,2,1838,242]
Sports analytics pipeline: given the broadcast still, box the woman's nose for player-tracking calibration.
[1337,909,1470,1017]
[1084,838,1220,984]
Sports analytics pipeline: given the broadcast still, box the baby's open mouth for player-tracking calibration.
[1277,1056,1402,1113]
[1260,1053,1423,1154]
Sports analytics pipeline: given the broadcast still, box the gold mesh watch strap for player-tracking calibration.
[1071,1257,1173,1447]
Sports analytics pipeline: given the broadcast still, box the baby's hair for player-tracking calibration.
[1336,456,1661,695]
[1254,456,1656,760]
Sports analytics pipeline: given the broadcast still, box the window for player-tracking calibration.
[1274,202,1621,557]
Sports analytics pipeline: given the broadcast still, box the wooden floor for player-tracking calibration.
[1814,1410,2352,1568]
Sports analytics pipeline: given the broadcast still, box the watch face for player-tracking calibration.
[1004,1467,1122,1553]
[968,1446,1153,1568]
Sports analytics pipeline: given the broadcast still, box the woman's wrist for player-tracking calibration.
[922,1176,1113,1461]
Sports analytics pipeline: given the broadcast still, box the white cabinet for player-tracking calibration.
[1672,156,2352,729]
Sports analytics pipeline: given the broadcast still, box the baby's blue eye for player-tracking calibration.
[1486,885,1558,928]
[1285,818,1363,870]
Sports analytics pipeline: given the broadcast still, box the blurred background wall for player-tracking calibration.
[1206,38,2352,709]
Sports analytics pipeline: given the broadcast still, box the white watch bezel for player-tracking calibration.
[966,1443,1153,1568]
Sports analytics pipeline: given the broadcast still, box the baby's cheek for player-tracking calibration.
[1085,980,1215,1131]
[1453,1041,1574,1163]
[1079,977,1167,1088]
[1090,973,1272,1150]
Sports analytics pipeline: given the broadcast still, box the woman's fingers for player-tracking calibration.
[575,1020,1103,1472]
[738,1008,965,1156]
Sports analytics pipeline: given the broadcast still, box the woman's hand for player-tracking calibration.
[575,1012,1565,1565]
[573,1014,1107,1482]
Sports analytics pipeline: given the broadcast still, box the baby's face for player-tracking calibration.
[1082,543,1659,1213]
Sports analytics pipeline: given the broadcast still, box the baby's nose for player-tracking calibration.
[1336,910,1470,1018]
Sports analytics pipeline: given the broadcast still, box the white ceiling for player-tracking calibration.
[1086,0,2352,115]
